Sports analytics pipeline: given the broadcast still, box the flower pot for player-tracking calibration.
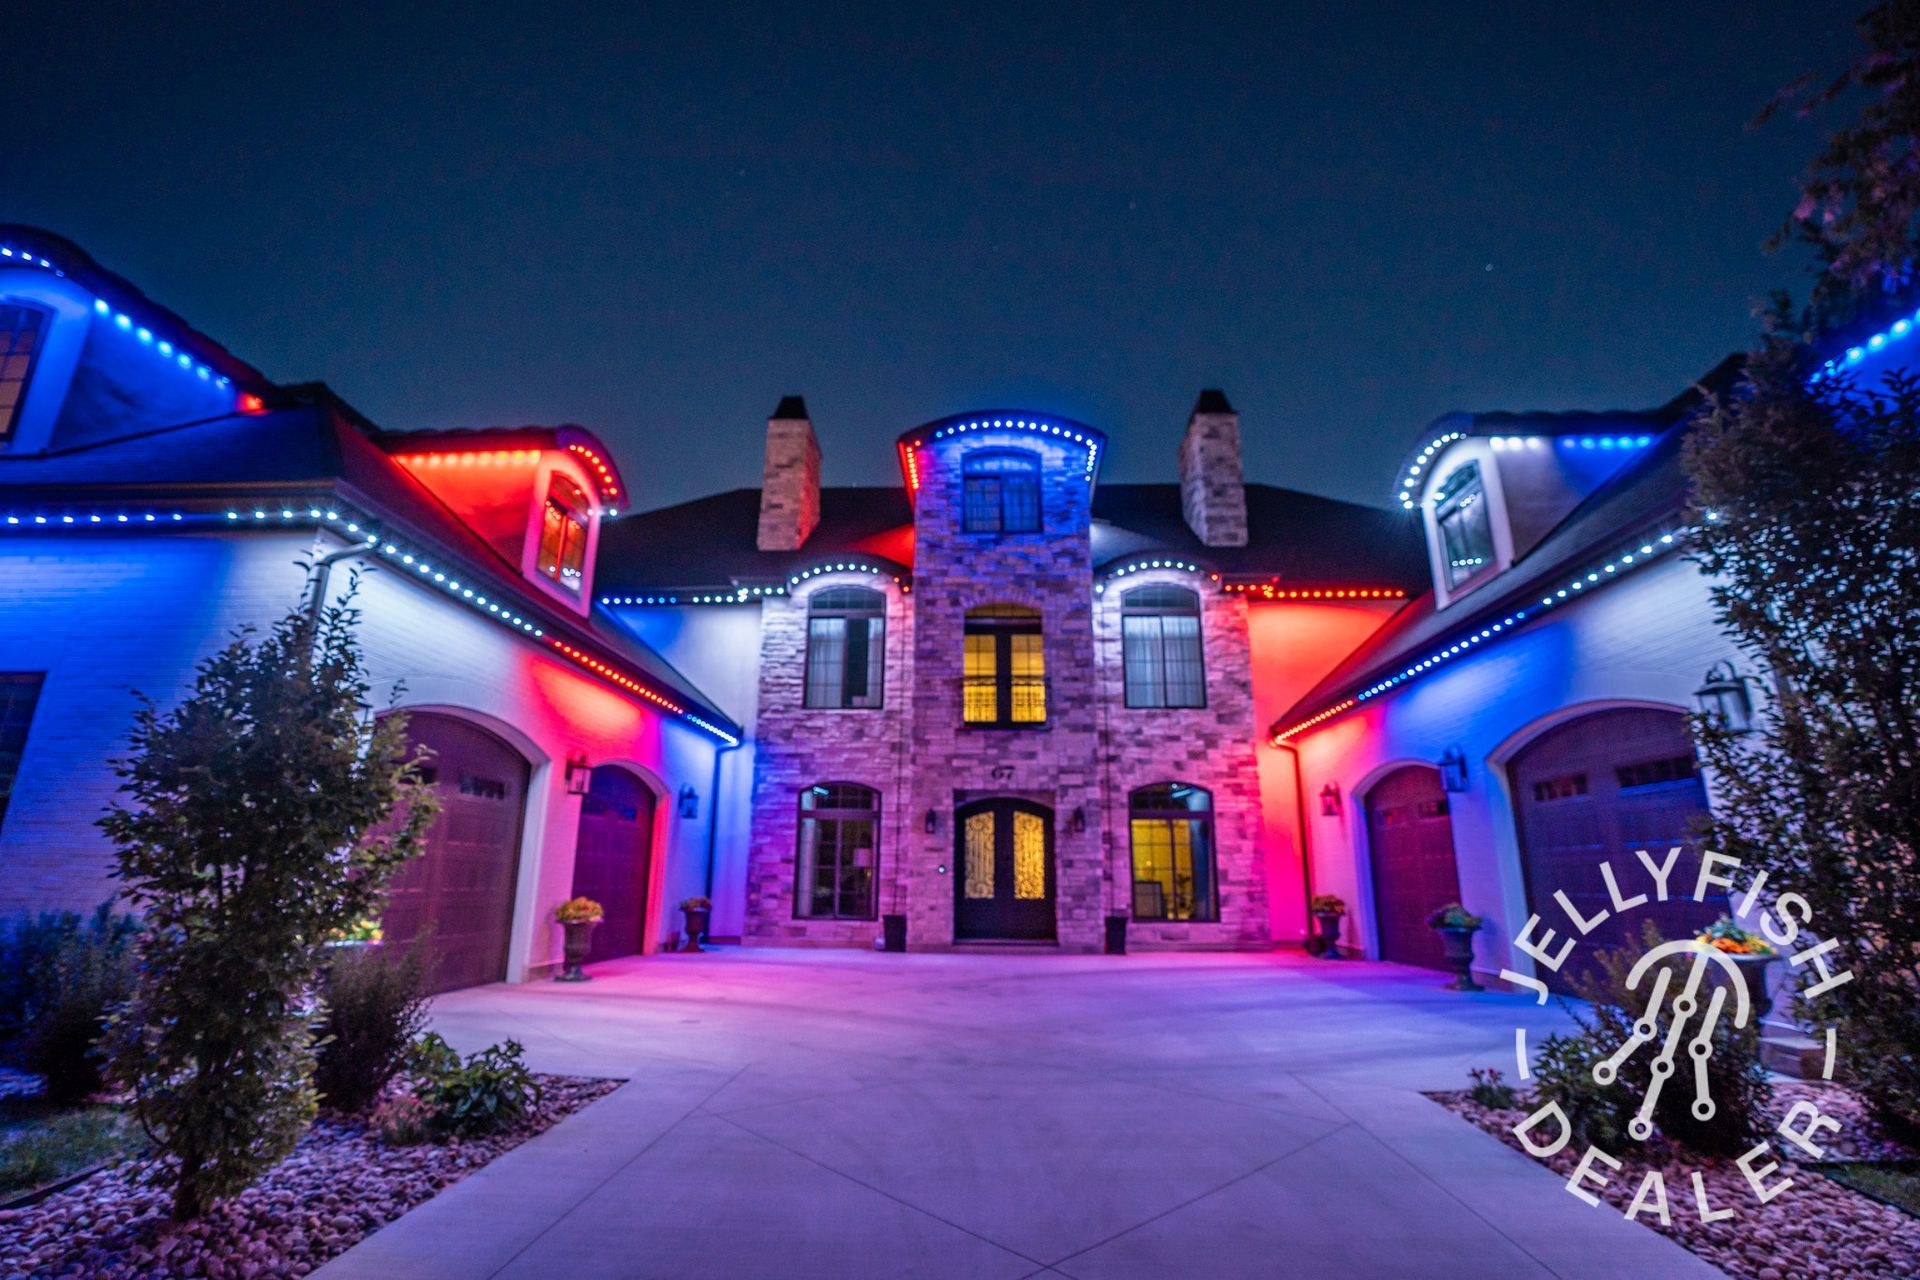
[557,919,599,982]
[1314,912,1343,959]
[1435,925,1482,991]
[682,907,710,952]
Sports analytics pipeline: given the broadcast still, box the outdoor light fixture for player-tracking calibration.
[564,753,593,795]
[1069,806,1086,834]
[1319,783,1342,816]
[1694,660,1754,734]
[678,784,699,819]
[924,809,938,835]
[1437,747,1469,793]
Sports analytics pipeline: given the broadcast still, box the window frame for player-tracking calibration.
[536,473,592,593]
[1119,585,1207,709]
[962,606,1046,728]
[0,673,45,836]
[803,587,887,710]
[1127,782,1220,923]
[960,449,1042,535]
[0,302,51,444]
[1434,463,1495,590]
[792,783,881,921]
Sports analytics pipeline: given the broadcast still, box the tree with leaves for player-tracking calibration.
[100,578,438,1219]
[1686,0,1920,1139]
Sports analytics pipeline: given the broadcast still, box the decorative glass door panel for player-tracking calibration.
[954,799,1056,940]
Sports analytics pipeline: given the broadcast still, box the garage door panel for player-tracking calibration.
[1365,766,1462,971]
[381,715,528,994]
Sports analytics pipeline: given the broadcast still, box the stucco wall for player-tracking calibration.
[1287,555,1737,978]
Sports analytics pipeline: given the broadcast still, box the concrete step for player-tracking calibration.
[1761,1029,1825,1079]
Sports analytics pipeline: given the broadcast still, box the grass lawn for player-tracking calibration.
[0,1100,145,1199]
[1820,1161,1920,1219]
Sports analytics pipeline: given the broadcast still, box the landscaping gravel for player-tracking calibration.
[0,1074,620,1279]
[1436,1084,1920,1280]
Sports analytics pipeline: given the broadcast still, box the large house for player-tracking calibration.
[8,224,1875,992]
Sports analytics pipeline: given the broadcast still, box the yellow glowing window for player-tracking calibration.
[537,474,591,593]
[962,605,1045,727]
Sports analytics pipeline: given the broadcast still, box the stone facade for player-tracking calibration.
[1178,390,1249,547]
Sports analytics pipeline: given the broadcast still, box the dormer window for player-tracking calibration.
[0,303,49,443]
[537,474,591,592]
[1435,463,1494,589]
[961,450,1041,533]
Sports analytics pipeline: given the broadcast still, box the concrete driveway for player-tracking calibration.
[316,949,1721,1280]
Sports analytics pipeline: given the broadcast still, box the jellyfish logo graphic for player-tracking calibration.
[1592,939,1752,1141]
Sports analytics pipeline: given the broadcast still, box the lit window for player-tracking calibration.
[1435,464,1494,589]
[0,304,49,443]
[537,474,591,592]
[0,674,44,835]
[1120,585,1205,708]
[1129,783,1217,922]
[795,783,879,920]
[963,605,1045,726]
[804,587,885,709]
[961,450,1041,533]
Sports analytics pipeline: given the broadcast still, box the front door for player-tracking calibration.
[569,765,656,964]
[954,798,1056,941]
[1365,765,1462,971]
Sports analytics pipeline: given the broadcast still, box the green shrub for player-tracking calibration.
[1466,1067,1516,1110]
[1528,1031,1636,1150]
[0,905,139,1104]
[314,936,434,1116]
[404,1032,540,1139]
[99,586,440,1219]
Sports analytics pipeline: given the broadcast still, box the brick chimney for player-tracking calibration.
[757,396,821,551]
[1178,389,1248,547]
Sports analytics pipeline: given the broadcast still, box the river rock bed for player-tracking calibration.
[1434,1083,1920,1280]
[0,1074,620,1279]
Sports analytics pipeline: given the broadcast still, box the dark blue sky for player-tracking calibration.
[3,2,1862,510]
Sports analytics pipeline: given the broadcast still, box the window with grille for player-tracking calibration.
[963,605,1045,726]
[804,587,885,709]
[1532,774,1588,803]
[1120,585,1206,708]
[537,474,591,592]
[795,783,879,919]
[1616,755,1697,790]
[0,674,44,835]
[0,304,49,443]
[1129,783,1218,922]
[961,450,1041,533]
[1435,463,1494,589]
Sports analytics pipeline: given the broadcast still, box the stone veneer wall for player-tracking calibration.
[743,574,915,945]
[1091,571,1270,948]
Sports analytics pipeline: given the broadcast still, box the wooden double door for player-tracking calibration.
[954,798,1056,941]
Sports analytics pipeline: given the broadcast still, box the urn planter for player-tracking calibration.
[1436,926,1482,991]
[557,919,598,982]
[682,906,710,952]
[1720,953,1778,1022]
[1313,911,1343,958]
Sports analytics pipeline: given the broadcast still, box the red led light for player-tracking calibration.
[1272,698,1357,745]
[566,443,621,500]
[237,392,266,414]
[550,640,685,715]
[1224,582,1405,602]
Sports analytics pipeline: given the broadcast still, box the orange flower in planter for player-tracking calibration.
[554,896,604,925]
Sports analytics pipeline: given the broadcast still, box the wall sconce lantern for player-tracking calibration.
[1437,746,1469,793]
[1069,806,1087,834]
[924,809,938,835]
[1319,783,1342,817]
[564,753,593,796]
[678,784,700,819]
[1694,660,1754,734]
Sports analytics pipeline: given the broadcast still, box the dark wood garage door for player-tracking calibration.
[569,765,657,964]
[382,714,529,993]
[1365,765,1463,970]
[1511,707,1719,992]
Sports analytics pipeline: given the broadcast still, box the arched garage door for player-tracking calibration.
[569,765,657,964]
[1510,707,1719,992]
[1365,766,1462,971]
[382,714,529,993]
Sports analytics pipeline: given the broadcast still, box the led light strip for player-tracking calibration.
[920,417,1101,478]
[5,509,188,526]
[1222,583,1406,601]
[1812,308,1920,382]
[601,562,908,608]
[1271,527,1688,743]
[1398,430,1654,510]
[565,442,622,505]
[1094,558,1206,594]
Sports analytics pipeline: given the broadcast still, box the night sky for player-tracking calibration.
[3,2,1864,511]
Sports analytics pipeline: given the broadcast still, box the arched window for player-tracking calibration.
[0,303,50,443]
[804,587,885,709]
[1129,783,1217,922]
[961,450,1041,534]
[795,783,880,920]
[537,474,591,592]
[1120,585,1205,708]
[963,605,1045,726]
[1435,463,1493,588]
